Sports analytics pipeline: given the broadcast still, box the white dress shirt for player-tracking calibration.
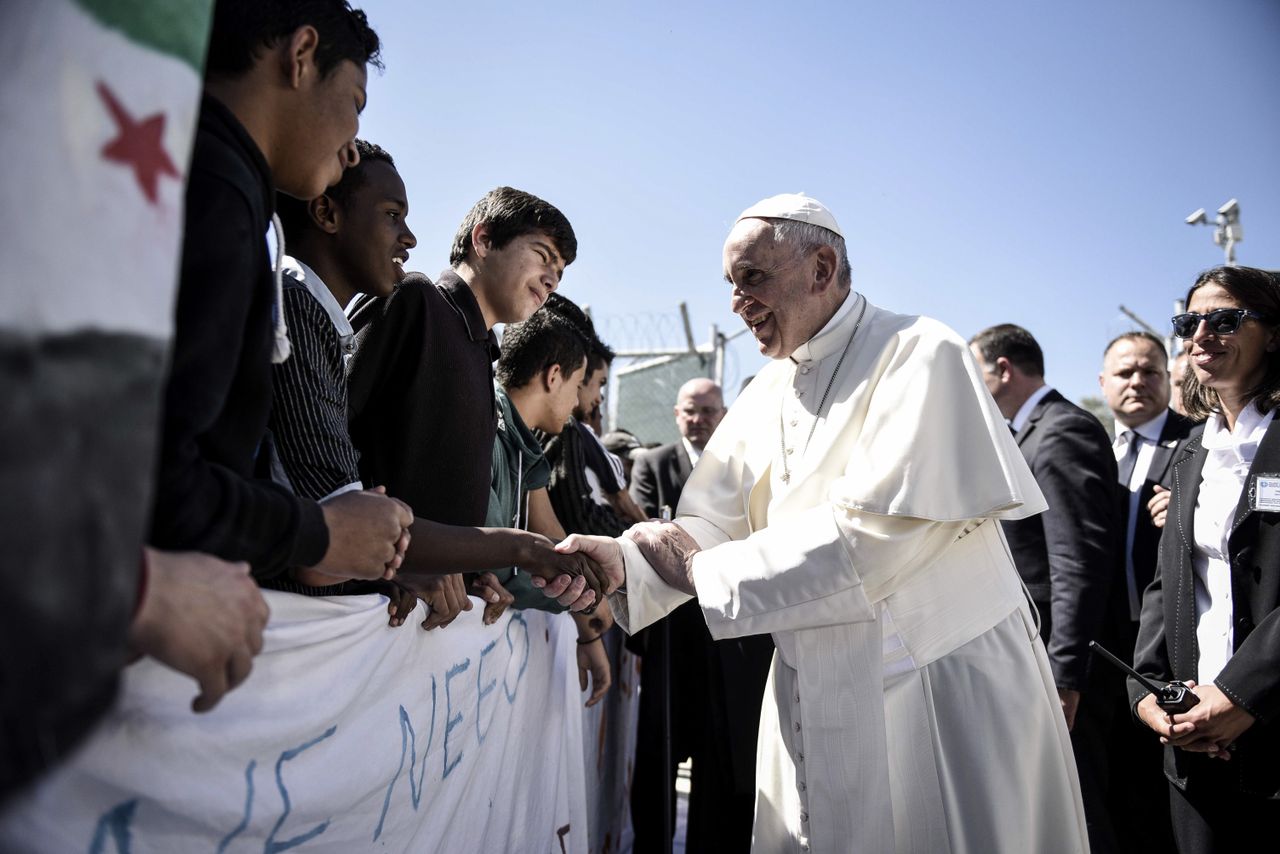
[1114,409,1169,619]
[1193,402,1275,685]
[680,436,702,468]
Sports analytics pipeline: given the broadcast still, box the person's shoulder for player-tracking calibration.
[389,272,437,305]
[636,441,679,466]
[863,303,972,373]
[188,125,264,223]
[1043,392,1112,446]
[1165,409,1204,442]
[279,280,328,325]
[351,273,436,331]
[654,441,683,462]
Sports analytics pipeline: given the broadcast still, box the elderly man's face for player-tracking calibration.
[674,381,725,450]
[724,219,829,359]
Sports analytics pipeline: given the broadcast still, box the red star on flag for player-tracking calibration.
[96,80,180,204]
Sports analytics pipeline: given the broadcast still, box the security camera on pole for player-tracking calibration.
[1185,198,1243,266]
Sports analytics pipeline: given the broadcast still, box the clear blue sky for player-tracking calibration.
[354,0,1280,406]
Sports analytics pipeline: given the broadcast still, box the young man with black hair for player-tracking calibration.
[492,311,612,705]
[272,148,597,624]
[539,295,647,536]
[149,0,413,596]
[348,187,609,610]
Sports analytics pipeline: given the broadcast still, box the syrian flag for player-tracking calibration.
[0,0,214,795]
[1,0,212,335]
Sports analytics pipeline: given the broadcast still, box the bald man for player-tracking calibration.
[628,379,774,853]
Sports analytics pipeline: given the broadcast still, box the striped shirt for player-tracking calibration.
[269,257,363,503]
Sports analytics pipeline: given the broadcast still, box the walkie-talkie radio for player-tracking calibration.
[1088,640,1200,714]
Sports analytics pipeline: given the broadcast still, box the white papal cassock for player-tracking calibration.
[611,292,1089,853]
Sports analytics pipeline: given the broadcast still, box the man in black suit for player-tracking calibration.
[970,324,1122,853]
[1099,331,1200,849]
[628,378,773,854]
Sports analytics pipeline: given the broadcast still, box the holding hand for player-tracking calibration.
[1137,681,1256,760]
[1148,485,1171,529]
[313,487,414,581]
[131,548,270,713]
[546,534,628,611]
[519,531,614,602]
[379,579,420,628]
[625,520,701,595]
[398,573,471,630]
[576,635,612,707]
[470,572,515,625]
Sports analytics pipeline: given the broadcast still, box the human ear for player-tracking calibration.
[812,245,837,292]
[544,363,563,393]
[283,25,321,89]
[310,194,340,235]
[471,223,492,260]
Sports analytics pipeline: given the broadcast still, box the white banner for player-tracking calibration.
[1,592,588,853]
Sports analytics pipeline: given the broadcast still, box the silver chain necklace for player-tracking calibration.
[779,297,867,485]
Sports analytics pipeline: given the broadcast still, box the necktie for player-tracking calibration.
[1116,429,1143,620]
[1117,430,1141,488]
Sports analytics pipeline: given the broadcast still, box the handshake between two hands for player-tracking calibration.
[532,519,703,611]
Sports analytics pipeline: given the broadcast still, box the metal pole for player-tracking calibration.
[679,303,697,353]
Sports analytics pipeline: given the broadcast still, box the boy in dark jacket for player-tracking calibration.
[150,0,411,587]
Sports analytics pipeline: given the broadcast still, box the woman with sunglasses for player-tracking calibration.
[1130,265,1280,852]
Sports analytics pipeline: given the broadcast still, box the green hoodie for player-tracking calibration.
[486,383,566,611]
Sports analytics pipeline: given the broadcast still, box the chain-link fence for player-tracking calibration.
[608,352,711,447]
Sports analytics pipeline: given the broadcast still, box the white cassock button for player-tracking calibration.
[800,365,811,375]
[794,722,802,732]
[800,810,809,823]
[790,419,798,427]
[797,390,805,398]
[785,448,794,456]
[796,751,804,762]
[798,781,807,792]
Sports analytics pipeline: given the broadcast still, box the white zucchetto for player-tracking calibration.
[736,192,844,238]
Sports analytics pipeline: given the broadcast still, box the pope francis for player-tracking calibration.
[556,194,1088,853]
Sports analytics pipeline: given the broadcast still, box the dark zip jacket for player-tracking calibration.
[148,95,328,576]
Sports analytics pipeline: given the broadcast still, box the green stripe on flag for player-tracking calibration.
[76,0,213,73]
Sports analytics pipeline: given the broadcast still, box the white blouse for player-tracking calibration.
[1192,402,1274,684]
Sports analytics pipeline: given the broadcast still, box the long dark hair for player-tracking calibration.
[1180,266,1280,420]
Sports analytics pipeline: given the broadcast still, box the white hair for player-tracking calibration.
[765,218,852,289]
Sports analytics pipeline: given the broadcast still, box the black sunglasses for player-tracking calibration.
[1171,308,1269,339]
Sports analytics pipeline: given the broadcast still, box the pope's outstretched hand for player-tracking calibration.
[548,534,626,606]
[622,521,701,595]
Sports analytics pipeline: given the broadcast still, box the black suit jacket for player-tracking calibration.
[1002,389,1121,691]
[628,441,773,794]
[1123,411,1204,605]
[1131,420,1280,797]
[630,441,693,519]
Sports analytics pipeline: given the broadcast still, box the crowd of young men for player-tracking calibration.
[4,0,620,804]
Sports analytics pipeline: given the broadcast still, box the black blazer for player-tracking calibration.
[1002,389,1121,690]
[627,440,773,793]
[629,441,693,519]
[1131,418,1280,797]
[1124,410,1204,604]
